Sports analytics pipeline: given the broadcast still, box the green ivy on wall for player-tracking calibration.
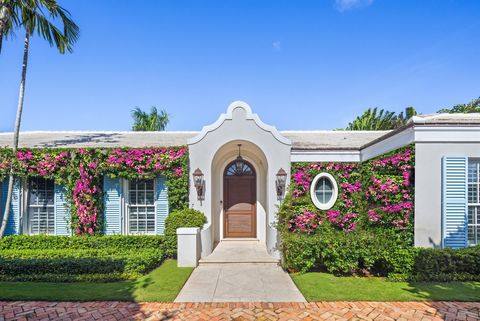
[0,146,189,235]
[279,145,415,244]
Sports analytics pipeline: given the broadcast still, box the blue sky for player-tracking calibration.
[1,0,479,132]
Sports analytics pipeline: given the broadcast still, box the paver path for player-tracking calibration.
[1,301,479,321]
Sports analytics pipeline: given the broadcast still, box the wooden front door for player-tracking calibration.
[223,159,256,238]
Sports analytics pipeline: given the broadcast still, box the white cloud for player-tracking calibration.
[335,0,374,12]
[272,41,281,51]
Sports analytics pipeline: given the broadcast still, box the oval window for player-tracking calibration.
[310,173,338,210]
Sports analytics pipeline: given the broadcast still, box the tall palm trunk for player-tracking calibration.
[0,2,11,53]
[0,31,29,237]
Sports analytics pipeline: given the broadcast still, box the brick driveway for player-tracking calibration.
[1,301,479,321]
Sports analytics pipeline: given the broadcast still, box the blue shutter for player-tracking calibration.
[54,184,70,236]
[0,179,7,227]
[3,178,21,235]
[442,156,468,248]
[104,176,122,235]
[155,176,169,235]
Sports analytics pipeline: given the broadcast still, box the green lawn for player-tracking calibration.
[292,272,480,301]
[0,260,193,302]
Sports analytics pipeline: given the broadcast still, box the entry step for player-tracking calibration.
[199,241,280,265]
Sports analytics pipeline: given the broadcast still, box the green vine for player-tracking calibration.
[0,146,189,235]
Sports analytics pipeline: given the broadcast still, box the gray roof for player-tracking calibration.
[0,130,388,150]
[0,132,197,148]
[282,131,389,150]
[0,113,478,150]
[409,113,480,125]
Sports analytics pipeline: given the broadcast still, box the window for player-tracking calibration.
[128,179,155,234]
[468,159,480,246]
[27,177,55,235]
[310,173,338,210]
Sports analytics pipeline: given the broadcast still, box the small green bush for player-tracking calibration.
[165,208,207,253]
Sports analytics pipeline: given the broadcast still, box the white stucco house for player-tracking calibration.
[1,101,480,259]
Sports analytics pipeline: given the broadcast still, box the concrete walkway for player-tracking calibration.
[175,241,305,302]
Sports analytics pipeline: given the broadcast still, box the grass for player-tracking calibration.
[292,272,480,302]
[0,260,193,302]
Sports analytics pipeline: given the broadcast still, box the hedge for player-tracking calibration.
[281,228,416,277]
[411,246,480,282]
[0,235,169,251]
[0,236,169,282]
[282,230,480,282]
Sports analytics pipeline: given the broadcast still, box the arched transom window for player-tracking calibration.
[224,159,255,176]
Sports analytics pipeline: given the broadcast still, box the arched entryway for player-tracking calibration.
[223,158,256,238]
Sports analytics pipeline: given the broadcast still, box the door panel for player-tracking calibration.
[224,173,256,238]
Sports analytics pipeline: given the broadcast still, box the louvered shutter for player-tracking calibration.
[155,176,169,235]
[442,156,468,248]
[2,178,21,235]
[54,184,70,235]
[104,176,123,235]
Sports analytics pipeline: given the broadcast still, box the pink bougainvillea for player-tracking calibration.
[283,147,414,235]
[364,148,414,229]
[72,163,99,235]
[3,146,189,235]
[288,209,322,234]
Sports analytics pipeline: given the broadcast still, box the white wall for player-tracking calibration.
[415,142,480,248]
[188,101,291,257]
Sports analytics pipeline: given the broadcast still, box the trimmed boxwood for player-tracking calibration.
[0,236,168,282]
[164,208,207,253]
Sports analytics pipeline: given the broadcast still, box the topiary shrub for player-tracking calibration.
[164,208,207,254]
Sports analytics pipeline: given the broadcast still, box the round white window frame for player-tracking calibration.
[310,172,338,210]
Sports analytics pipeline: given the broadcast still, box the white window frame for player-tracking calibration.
[468,158,480,246]
[310,172,338,210]
[124,178,157,235]
[25,177,55,235]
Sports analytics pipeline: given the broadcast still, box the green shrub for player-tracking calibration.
[0,235,167,251]
[164,208,207,253]
[0,236,168,282]
[411,246,480,282]
[281,228,416,276]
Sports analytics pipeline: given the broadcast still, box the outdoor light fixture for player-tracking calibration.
[276,168,288,200]
[234,144,245,174]
[192,168,204,201]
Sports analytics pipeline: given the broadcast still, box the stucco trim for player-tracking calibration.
[187,101,291,146]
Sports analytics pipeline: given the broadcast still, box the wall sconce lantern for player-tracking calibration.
[192,168,204,201]
[276,168,288,200]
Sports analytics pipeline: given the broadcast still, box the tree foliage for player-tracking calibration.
[131,106,170,131]
[437,97,480,114]
[344,107,417,131]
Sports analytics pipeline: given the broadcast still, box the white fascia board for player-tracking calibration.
[414,126,480,143]
[360,127,415,161]
[291,150,361,162]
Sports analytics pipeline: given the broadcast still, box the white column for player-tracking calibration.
[176,227,201,267]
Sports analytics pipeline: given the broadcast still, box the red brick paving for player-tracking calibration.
[0,301,479,321]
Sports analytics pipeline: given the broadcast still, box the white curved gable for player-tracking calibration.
[187,101,291,146]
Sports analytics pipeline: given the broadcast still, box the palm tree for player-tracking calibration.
[345,107,399,130]
[131,106,170,131]
[345,106,418,131]
[0,0,79,237]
